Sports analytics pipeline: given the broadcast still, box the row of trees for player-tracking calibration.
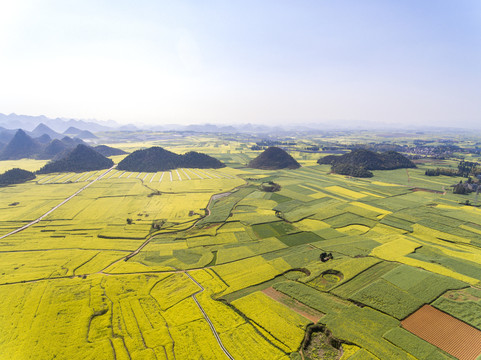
[426,161,480,177]
[425,168,459,176]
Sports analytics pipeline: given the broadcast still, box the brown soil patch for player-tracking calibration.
[402,305,481,360]
[262,287,323,323]
[443,289,481,302]
[410,187,444,194]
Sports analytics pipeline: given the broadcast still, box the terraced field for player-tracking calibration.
[1,137,481,360]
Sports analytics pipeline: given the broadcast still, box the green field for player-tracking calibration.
[1,131,481,359]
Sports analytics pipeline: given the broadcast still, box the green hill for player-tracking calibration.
[42,139,69,159]
[318,149,415,177]
[37,144,114,174]
[117,147,225,172]
[181,151,225,169]
[93,145,127,157]
[0,168,36,186]
[248,147,300,170]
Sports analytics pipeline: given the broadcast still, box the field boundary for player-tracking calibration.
[0,166,116,240]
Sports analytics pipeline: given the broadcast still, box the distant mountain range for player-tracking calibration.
[0,128,125,161]
[0,129,86,160]
[0,113,120,133]
[0,113,291,134]
[0,122,98,145]
[2,112,471,136]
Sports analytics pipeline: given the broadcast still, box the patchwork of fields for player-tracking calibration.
[1,141,481,360]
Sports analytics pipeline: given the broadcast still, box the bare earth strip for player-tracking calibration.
[262,287,323,323]
[402,305,481,360]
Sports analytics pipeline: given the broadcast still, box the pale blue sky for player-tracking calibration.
[0,0,480,127]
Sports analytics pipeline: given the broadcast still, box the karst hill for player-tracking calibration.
[0,128,124,162]
[318,149,416,177]
[0,129,90,160]
[30,123,62,139]
[0,168,36,186]
[37,144,114,174]
[0,129,42,160]
[117,146,225,172]
[248,147,301,170]
[93,145,127,157]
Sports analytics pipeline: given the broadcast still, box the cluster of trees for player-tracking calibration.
[457,161,480,177]
[150,220,165,231]
[0,168,36,187]
[331,163,373,178]
[318,149,415,178]
[425,161,480,177]
[453,182,469,195]
[425,168,459,176]
[452,178,479,195]
[117,147,225,172]
[251,141,299,151]
[255,140,296,147]
[320,252,333,262]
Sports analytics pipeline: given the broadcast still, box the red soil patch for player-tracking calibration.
[402,305,481,360]
[262,287,323,323]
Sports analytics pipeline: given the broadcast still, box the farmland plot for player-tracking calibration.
[3,135,481,360]
[402,305,481,360]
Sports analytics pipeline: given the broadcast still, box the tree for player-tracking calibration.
[453,182,467,195]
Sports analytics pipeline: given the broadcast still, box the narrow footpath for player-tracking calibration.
[0,166,116,240]
[0,170,237,359]
[185,272,235,360]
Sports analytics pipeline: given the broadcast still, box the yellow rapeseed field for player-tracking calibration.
[215,256,289,295]
[150,273,200,310]
[0,159,49,172]
[232,291,310,353]
[4,136,481,360]
[324,185,367,199]
[370,237,420,260]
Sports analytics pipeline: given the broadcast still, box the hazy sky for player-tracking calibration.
[0,1,480,127]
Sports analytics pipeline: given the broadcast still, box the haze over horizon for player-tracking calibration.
[0,1,480,128]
